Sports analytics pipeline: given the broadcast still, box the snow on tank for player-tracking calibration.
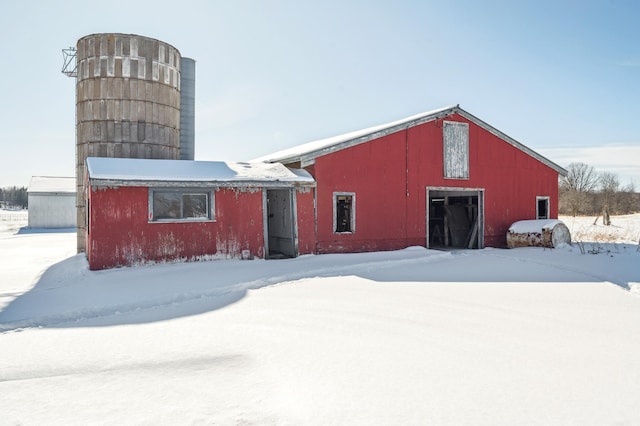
[507,219,571,249]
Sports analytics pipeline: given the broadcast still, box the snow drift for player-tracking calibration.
[1,212,639,425]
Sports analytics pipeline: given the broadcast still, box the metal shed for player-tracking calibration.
[27,176,76,228]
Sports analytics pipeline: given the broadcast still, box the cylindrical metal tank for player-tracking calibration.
[507,219,571,249]
[180,57,195,160]
[75,33,182,252]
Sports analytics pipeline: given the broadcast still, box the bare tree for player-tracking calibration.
[599,172,620,224]
[559,162,600,216]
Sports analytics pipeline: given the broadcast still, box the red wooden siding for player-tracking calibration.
[312,131,412,253]
[295,187,316,255]
[87,186,266,270]
[309,113,559,252]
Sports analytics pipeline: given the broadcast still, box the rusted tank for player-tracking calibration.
[507,219,571,248]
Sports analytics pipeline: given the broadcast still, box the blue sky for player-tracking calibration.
[1,0,638,187]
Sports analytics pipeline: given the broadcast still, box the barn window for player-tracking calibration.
[150,189,213,222]
[443,121,469,179]
[536,196,550,219]
[334,192,355,233]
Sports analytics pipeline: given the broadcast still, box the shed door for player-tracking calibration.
[266,189,297,258]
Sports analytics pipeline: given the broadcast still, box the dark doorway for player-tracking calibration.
[427,188,483,249]
[266,189,297,258]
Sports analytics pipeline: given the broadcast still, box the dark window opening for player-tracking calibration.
[335,195,353,233]
[537,197,549,219]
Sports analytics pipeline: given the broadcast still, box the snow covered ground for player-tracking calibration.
[1,211,639,425]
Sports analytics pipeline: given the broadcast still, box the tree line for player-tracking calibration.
[0,186,28,209]
[559,162,639,219]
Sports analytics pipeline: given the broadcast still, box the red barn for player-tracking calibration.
[257,105,567,253]
[85,105,567,270]
[85,157,315,270]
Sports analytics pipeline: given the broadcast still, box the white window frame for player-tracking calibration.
[443,121,470,179]
[536,196,550,219]
[149,188,215,223]
[333,192,355,234]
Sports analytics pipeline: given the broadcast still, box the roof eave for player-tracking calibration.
[88,178,316,188]
[454,107,568,176]
[27,191,75,195]
[272,105,460,165]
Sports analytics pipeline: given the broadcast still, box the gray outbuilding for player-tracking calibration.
[28,176,76,228]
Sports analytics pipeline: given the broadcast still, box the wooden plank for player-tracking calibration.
[467,220,478,249]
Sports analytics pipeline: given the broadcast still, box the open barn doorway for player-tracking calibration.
[426,187,484,249]
[265,188,298,259]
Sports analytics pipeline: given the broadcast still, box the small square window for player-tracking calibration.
[182,193,209,219]
[153,191,181,220]
[334,192,355,233]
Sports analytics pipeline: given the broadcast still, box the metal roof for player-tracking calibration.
[256,105,568,176]
[86,157,315,188]
[28,176,76,194]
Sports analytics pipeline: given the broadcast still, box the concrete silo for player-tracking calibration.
[179,57,196,160]
[74,33,182,252]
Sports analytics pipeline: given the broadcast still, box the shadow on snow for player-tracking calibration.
[1,244,637,331]
[16,227,76,235]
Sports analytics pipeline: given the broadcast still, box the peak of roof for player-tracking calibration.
[254,105,567,176]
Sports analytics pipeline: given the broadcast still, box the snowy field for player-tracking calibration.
[1,210,639,425]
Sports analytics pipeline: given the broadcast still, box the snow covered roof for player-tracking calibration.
[86,157,315,188]
[28,176,75,194]
[255,105,567,176]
